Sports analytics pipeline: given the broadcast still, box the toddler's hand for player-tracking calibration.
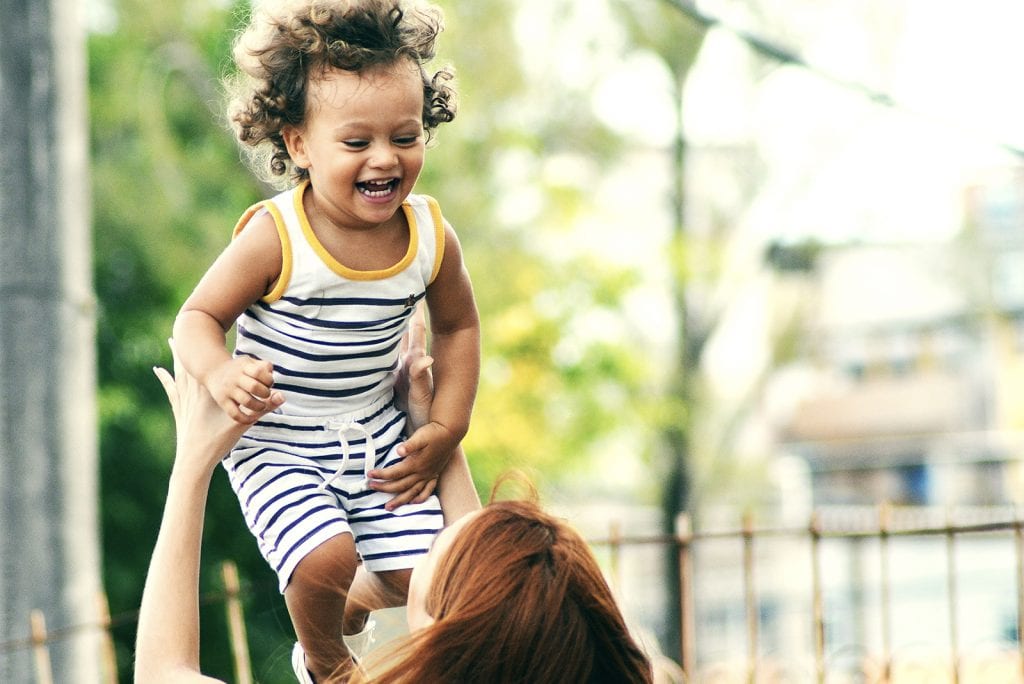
[369,421,457,510]
[153,340,284,469]
[206,356,278,424]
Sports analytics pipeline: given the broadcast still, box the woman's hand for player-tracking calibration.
[153,339,283,472]
[137,339,282,684]
[393,304,435,432]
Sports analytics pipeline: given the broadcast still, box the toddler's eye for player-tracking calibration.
[394,136,420,146]
[343,140,369,149]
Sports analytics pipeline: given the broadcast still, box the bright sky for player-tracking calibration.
[682,0,1024,243]
[522,0,1024,246]
[510,0,1024,405]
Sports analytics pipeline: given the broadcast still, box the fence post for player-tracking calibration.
[609,519,622,594]
[878,503,892,683]
[1015,512,1024,682]
[742,511,758,684]
[809,512,825,684]
[222,561,253,684]
[945,510,960,684]
[30,610,53,684]
[96,592,119,684]
[676,513,695,681]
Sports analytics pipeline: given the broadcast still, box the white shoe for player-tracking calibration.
[343,617,377,663]
[291,642,315,684]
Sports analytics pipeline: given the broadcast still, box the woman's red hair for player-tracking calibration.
[362,499,653,683]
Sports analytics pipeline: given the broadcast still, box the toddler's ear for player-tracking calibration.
[281,125,309,168]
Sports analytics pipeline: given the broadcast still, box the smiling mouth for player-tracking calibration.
[357,179,399,198]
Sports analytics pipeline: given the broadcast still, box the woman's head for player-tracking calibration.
[226,0,456,185]
[387,499,653,683]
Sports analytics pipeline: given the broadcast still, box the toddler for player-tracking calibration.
[172,1,479,680]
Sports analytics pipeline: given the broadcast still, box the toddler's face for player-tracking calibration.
[286,60,426,231]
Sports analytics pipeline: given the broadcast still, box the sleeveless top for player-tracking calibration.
[232,181,445,417]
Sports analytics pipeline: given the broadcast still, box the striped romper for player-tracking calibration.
[224,180,445,592]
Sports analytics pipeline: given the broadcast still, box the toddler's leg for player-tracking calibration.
[342,451,478,632]
[343,567,412,634]
[284,533,360,681]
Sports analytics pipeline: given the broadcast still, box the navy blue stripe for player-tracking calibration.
[274,515,340,574]
[356,528,441,542]
[254,300,412,332]
[273,504,337,553]
[236,428,401,461]
[278,293,424,308]
[252,485,319,528]
[239,434,384,454]
[239,316,393,349]
[349,509,444,524]
[249,421,322,433]
[273,362,397,381]
[250,401,397,431]
[274,379,385,399]
[360,548,431,562]
[238,327,400,362]
[241,465,322,507]
[232,447,279,470]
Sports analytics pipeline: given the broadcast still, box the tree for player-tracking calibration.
[609,0,708,658]
[0,0,100,680]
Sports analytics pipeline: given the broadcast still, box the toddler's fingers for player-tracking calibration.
[238,389,285,417]
[368,458,414,484]
[411,479,437,505]
[384,479,433,511]
[385,489,415,511]
[242,357,275,386]
[396,430,429,458]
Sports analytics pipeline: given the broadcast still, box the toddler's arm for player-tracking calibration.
[172,211,283,423]
[420,219,480,445]
[371,221,480,509]
[379,302,481,517]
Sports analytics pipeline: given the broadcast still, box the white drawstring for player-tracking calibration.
[318,418,376,494]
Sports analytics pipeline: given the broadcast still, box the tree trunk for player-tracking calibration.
[0,0,100,681]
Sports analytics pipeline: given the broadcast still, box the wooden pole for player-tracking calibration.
[809,512,825,684]
[676,513,696,680]
[222,561,253,684]
[30,611,53,684]
[96,592,119,684]
[945,510,960,684]
[1015,514,1024,681]
[742,511,758,684]
[609,519,623,594]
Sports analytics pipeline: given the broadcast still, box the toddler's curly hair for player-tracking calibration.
[225,0,457,186]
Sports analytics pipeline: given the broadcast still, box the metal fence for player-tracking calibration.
[0,562,253,684]
[5,507,1024,683]
[589,505,1024,683]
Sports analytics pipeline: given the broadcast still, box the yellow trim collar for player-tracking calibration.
[294,180,418,281]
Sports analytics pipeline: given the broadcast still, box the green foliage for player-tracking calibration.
[90,0,685,678]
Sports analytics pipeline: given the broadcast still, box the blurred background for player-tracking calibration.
[2,0,1024,681]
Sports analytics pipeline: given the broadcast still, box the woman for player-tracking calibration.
[366,497,654,683]
[135,337,651,682]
